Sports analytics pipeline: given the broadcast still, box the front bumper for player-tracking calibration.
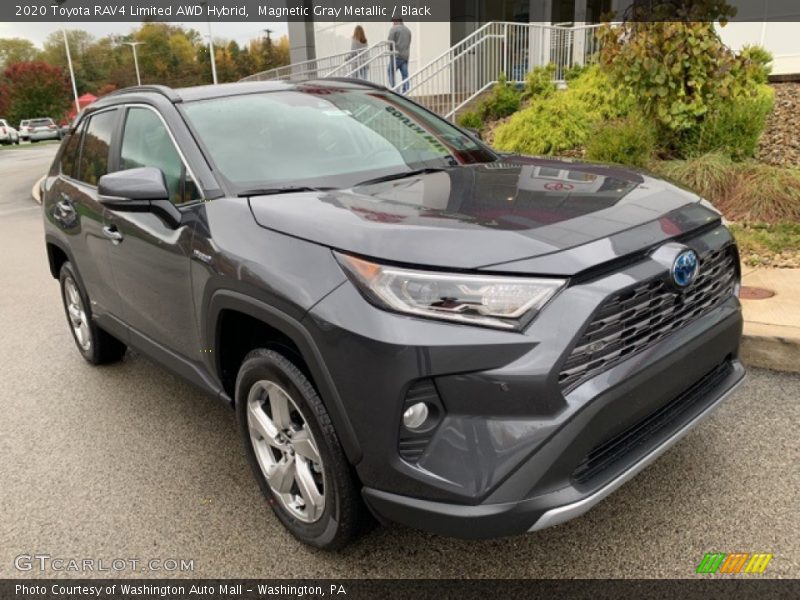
[362,356,744,538]
[303,224,744,537]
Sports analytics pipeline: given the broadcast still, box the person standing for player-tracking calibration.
[387,19,412,93]
[351,26,369,80]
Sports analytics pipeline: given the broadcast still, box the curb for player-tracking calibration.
[32,176,44,204]
[741,323,800,374]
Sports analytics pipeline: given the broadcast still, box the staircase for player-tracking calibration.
[241,22,605,121]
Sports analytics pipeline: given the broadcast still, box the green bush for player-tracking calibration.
[478,73,522,121]
[586,114,656,167]
[493,66,634,156]
[493,93,593,155]
[457,110,484,130]
[675,84,774,160]
[522,63,556,100]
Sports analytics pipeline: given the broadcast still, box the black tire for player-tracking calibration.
[236,348,367,550]
[59,262,127,365]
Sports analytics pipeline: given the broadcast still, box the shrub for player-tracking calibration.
[522,63,556,100]
[675,84,774,160]
[457,110,483,130]
[493,66,634,156]
[567,65,635,121]
[564,63,589,82]
[478,73,522,121]
[651,152,739,202]
[586,114,656,167]
[597,18,745,134]
[493,93,593,155]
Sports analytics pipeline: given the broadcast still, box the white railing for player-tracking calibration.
[241,43,387,82]
[241,22,606,120]
[394,22,605,120]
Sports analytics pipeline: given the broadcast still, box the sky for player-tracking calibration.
[0,21,289,48]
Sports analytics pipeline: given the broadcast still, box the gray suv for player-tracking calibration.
[41,80,745,549]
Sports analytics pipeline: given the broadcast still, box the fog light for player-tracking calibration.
[402,402,429,430]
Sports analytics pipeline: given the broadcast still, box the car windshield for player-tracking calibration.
[181,85,496,192]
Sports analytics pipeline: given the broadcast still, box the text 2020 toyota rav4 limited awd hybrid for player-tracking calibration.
[42,79,745,549]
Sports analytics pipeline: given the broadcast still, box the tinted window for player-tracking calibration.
[120,107,199,204]
[32,118,54,127]
[78,110,117,186]
[60,122,85,179]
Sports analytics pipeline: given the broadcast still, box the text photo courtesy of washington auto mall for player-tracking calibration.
[0,0,799,598]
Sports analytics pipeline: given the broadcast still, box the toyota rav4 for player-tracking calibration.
[42,80,745,549]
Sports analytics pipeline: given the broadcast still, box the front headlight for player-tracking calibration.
[336,253,565,330]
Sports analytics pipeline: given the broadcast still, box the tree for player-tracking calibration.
[0,38,40,70]
[2,61,71,124]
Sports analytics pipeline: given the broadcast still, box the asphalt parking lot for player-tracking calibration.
[0,146,797,579]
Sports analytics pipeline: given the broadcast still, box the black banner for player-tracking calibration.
[3,579,800,600]
[3,0,800,23]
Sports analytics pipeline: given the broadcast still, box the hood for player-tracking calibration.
[248,156,721,275]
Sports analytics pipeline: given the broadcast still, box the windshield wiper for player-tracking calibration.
[237,186,334,197]
[353,167,449,187]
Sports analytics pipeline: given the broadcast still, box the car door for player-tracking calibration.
[104,104,202,360]
[48,109,126,328]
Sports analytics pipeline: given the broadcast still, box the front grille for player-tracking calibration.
[572,360,733,485]
[559,246,737,392]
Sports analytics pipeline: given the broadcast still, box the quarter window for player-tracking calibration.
[77,110,117,186]
[119,107,200,204]
[60,122,84,179]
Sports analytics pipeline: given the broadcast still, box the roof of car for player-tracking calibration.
[95,78,385,108]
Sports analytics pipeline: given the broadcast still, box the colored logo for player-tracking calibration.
[672,249,699,288]
[544,182,574,191]
[696,552,774,574]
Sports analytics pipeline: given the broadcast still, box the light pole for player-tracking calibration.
[121,41,145,86]
[201,2,218,84]
[61,28,80,115]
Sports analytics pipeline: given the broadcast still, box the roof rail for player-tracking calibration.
[105,84,182,103]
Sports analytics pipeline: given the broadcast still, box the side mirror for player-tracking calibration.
[98,167,181,228]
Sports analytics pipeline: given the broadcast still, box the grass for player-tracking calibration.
[651,153,800,222]
[729,222,800,266]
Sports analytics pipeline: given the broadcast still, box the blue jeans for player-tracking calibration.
[388,57,409,94]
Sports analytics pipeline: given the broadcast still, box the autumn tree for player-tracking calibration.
[2,61,71,124]
[0,38,40,70]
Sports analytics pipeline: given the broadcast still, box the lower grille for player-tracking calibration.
[559,245,737,392]
[572,360,734,485]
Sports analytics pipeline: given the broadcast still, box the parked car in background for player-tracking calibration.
[28,118,62,142]
[19,120,31,141]
[0,119,20,145]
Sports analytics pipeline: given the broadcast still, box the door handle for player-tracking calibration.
[102,225,124,244]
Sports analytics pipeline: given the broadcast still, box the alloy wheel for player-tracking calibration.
[64,277,91,352]
[247,380,325,523]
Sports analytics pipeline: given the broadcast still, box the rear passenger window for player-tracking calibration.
[60,122,84,179]
[78,110,117,186]
[120,107,200,204]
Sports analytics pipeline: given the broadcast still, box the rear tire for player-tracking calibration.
[236,348,367,550]
[59,262,127,365]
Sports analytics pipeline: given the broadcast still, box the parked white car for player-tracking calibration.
[0,119,20,145]
[27,118,62,142]
[18,120,31,141]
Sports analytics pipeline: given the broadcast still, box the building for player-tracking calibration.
[288,0,800,79]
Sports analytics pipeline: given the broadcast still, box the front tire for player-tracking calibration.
[236,349,367,550]
[59,262,126,365]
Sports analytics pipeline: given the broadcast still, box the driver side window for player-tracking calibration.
[119,107,200,204]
